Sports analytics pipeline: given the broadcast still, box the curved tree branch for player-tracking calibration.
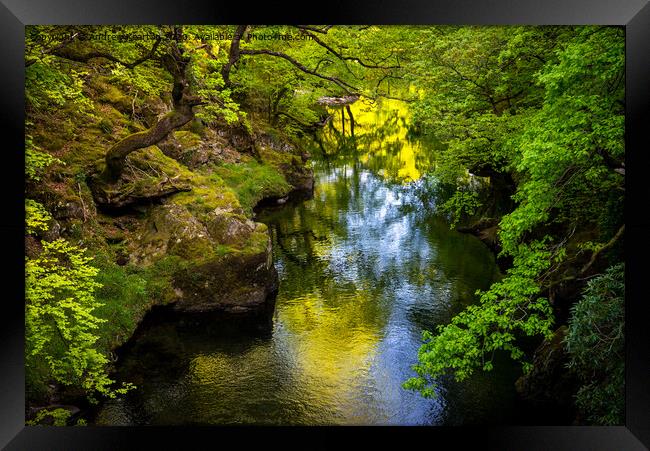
[49,35,162,69]
[26,31,80,67]
[580,224,625,275]
[295,27,401,70]
[221,25,248,86]
[239,49,358,94]
[103,41,203,180]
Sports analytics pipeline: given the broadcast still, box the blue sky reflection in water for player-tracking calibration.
[94,98,519,426]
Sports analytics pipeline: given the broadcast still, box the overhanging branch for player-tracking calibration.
[296,27,400,70]
[49,36,162,69]
[239,49,358,94]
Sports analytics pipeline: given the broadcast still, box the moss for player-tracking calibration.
[242,223,272,255]
[257,143,295,168]
[92,254,188,353]
[187,119,207,137]
[26,69,294,406]
[89,145,196,208]
[59,128,110,173]
[131,145,195,178]
[173,173,242,216]
[212,160,291,214]
[140,255,187,305]
[92,77,132,112]
[99,85,128,105]
[214,244,234,257]
[100,104,127,122]
[97,118,114,135]
[169,235,218,261]
[93,259,150,352]
[173,130,202,150]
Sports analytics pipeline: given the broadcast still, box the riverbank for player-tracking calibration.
[25,74,315,420]
[89,157,519,426]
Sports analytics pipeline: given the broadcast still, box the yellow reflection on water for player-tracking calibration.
[324,97,425,183]
[276,288,383,399]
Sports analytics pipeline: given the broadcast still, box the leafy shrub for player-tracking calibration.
[25,238,134,401]
[565,263,624,425]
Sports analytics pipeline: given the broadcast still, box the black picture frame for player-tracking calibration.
[2,1,649,449]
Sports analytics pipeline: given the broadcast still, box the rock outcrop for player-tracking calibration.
[88,146,192,210]
[128,201,278,314]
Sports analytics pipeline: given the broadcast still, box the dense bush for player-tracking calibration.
[565,264,624,425]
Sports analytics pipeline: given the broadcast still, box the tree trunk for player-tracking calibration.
[221,25,248,87]
[102,41,202,181]
[346,105,355,138]
[103,105,195,180]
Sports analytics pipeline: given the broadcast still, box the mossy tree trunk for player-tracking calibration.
[103,42,203,181]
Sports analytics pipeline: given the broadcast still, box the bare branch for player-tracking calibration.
[580,224,625,275]
[295,25,332,34]
[221,25,248,86]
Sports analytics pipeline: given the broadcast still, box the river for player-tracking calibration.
[93,98,520,425]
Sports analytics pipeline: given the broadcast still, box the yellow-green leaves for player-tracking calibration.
[26,237,134,400]
[25,135,63,182]
[25,199,52,235]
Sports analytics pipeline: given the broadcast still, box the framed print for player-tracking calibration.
[2,0,649,449]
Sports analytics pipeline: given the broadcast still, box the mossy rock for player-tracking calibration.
[173,173,244,217]
[137,95,169,127]
[90,76,133,114]
[255,132,314,194]
[128,201,277,314]
[129,203,213,265]
[171,247,278,314]
[159,128,241,169]
[88,146,193,209]
[204,209,257,246]
[174,130,203,149]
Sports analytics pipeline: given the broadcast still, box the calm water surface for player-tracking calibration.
[94,99,519,425]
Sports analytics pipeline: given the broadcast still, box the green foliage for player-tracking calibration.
[109,62,171,99]
[25,135,63,182]
[440,190,481,228]
[26,158,133,402]
[565,264,624,425]
[93,259,149,350]
[405,27,624,418]
[25,199,53,235]
[24,25,625,424]
[26,408,71,426]
[404,239,555,395]
[25,61,95,115]
[90,255,184,350]
[498,27,624,255]
[408,27,563,185]
[25,238,134,401]
[26,407,88,426]
[188,54,243,125]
